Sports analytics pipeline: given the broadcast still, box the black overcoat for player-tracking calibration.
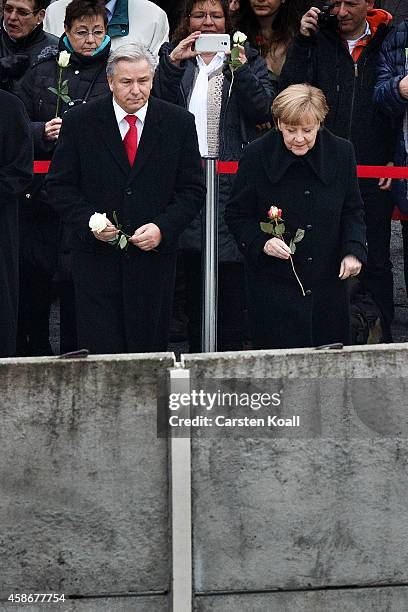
[46,94,205,354]
[0,22,57,94]
[225,128,367,349]
[0,90,33,356]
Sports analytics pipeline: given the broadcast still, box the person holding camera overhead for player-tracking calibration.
[16,0,111,356]
[279,0,396,343]
[153,0,274,352]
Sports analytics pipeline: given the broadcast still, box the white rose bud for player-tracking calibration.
[58,50,70,68]
[267,206,279,219]
[89,212,108,233]
[233,31,247,45]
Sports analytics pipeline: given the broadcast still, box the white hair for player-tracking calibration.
[106,43,157,78]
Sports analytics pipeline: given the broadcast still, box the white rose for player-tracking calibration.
[233,31,247,45]
[89,212,108,233]
[58,50,70,68]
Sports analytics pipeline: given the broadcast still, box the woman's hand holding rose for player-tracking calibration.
[263,237,292,259]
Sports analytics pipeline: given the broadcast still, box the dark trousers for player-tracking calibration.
[359,183,394,341]
[17,262,53,356]
[72,250,175,354]
[56,279,77,354]
[182,250,248,352]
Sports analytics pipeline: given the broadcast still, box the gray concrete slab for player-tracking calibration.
[194,587,408,611]
[0,355,173,598]
[185,347,408,593]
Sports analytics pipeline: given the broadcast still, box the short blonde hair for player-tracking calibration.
[272,84,329,125]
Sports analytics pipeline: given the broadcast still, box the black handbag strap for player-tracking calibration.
[81,62,106,103]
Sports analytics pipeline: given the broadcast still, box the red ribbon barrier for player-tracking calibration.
[214,161,408,178]
[356,165,408,179]
[34,160,408,178]
[34,161,51,173]
[216,161,239,174]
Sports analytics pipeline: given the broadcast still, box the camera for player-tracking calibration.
[195,34,231,53]
[317,3,337,30]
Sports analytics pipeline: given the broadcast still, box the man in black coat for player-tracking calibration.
[280,0,396,341]
[0,0,57,94]
[46,43,205,354]
[0,89,33,357]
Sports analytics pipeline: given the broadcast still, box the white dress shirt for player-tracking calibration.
[112,97,148,145]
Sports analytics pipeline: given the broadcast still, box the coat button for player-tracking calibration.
[125,188,133,196]
[241,242,246,247]
[74,70,79,74]
[306,224,312,230]
[307,257,313,263]
[305,289,312,296]
[304,190,311,196]
[25,193,31,199]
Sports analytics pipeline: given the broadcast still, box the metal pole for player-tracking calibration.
[201,157,218,353]
[169,367,192,612]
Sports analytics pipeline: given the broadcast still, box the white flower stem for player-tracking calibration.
[55,66,62,118]
[228,69,234,99]
[289,255,306,296]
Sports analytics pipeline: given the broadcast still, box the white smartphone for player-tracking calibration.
[195,34,231,53]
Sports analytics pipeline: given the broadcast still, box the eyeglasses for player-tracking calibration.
[70,29,105,39]
[189,12,225,21]
[3,3,41,18]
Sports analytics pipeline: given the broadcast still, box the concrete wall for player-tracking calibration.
[0,355,172,607]
[183,345,408,604]
[1,345,408,610]
[194,587,408,611]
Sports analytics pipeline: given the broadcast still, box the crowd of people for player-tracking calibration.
[0,0,407,356]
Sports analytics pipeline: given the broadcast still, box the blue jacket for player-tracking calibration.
[374,19,408,213]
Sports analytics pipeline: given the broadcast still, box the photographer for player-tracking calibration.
[280,0,396,342]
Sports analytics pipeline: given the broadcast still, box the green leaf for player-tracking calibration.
[48,86,58,95]
[260,222,273,234]
[231,47,240,61]
[289,241,296,254]
[119,234,128,250]
[112,211,119,226]
[293,228,305,243]
[275,223,285,236]
[60,94,71,103]
[61,84,69,95]
[108,237,119,246]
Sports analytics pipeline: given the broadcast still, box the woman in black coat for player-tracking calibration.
[17,0,111,356]
[225,84,367,349]
[153,0,274,351]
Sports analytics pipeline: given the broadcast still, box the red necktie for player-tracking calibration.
[123,114,138,166]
